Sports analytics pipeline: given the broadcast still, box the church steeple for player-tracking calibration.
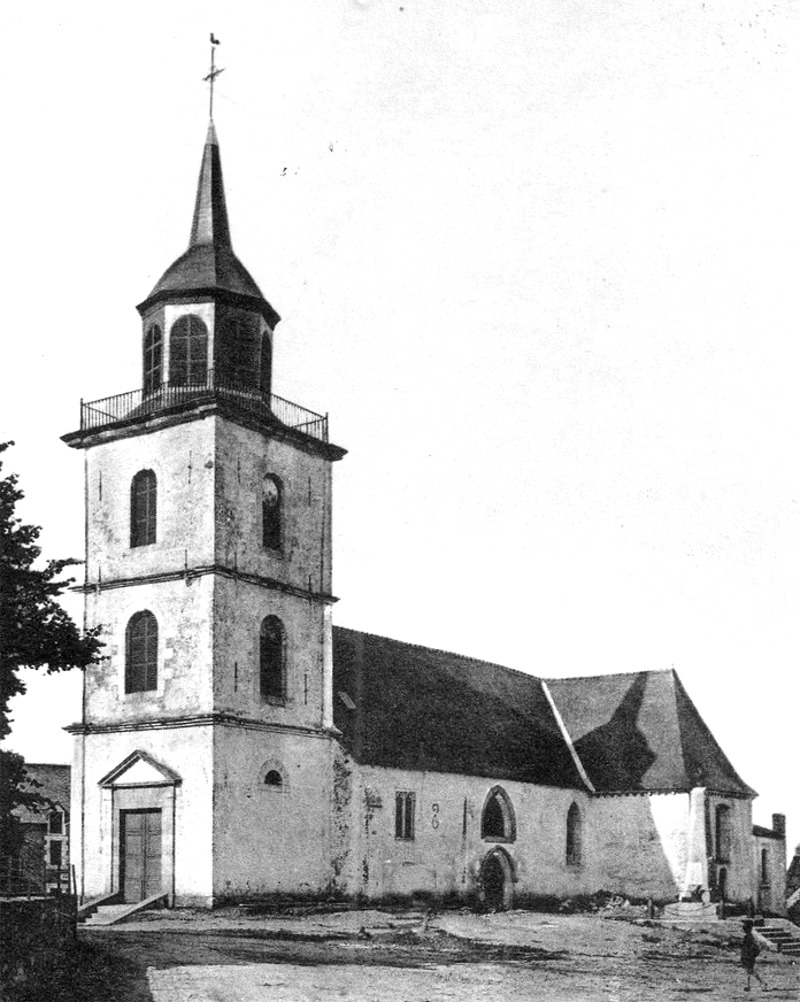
[137,123,279,329]
[190,121,232,249]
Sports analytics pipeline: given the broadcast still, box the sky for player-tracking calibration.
[2,0,798,855]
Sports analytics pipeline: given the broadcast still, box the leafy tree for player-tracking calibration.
[0,441,102,854]
[0,750,45,858]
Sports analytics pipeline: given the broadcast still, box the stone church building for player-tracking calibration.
[63,120,786,912]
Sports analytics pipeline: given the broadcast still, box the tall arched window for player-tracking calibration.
[566,803,582,866]
[143,324,163,394]
[169,314,208,386]
[760,848,769,885]
[260,616,286,702]
[130,470,157,547]
[218,313,259,388]
[262,475,282,551]
[715,804,732,862]
[481,786,516,842]
[126,611,158,693]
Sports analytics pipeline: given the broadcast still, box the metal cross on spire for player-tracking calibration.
[203,34,224,120]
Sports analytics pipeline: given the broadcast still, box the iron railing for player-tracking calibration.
[1,853,74,898]
[80,371,329,443]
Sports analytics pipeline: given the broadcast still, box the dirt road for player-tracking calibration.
[76,908,799,1002]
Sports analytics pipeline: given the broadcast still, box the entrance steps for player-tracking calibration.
[81,892,168,926]
[758,919,800,958]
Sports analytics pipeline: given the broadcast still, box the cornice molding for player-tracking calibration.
[72,563,338,602]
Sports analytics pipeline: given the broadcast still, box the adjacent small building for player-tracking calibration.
[10,764,71,895]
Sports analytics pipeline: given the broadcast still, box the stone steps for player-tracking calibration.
[81,892,168,926]
[759,922,800,957]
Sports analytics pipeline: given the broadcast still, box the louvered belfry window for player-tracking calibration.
[218,313,260,388]
[169,314,208,386]
[260,616,286,701]
[262,476,282,551]
[126,611,158,693]
[143,323,163,394]
[130,470,157,547]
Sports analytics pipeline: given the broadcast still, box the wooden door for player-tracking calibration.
[121,809,162,903]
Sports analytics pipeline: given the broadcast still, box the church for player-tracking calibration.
[62,117,787,913]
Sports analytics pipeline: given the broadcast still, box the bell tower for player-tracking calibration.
[64,119,346,907]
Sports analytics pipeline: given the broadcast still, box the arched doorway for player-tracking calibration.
[480,847,515,911]
[718,867,728,902]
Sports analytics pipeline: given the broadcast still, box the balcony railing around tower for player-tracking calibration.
[79,372,329,443]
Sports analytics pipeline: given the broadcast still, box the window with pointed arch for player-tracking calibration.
[169,314,208,386]
[481,786,516,842]
[566,802,582,866]
[260,616,286,702]
[125,611,158,693]
[143,323,163,394]
[130,470,157,547]
[715,804,732,863]
[262,475,282,552]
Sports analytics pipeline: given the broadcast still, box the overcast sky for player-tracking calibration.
[2,0,798,853]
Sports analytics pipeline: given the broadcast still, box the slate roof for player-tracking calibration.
[332,627,585,788]
[13,763,71,825]
[332,628,754,798]
[139,122,279,325]
[545,670,755,796]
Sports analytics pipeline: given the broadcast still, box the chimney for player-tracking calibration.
[771,813,786,837]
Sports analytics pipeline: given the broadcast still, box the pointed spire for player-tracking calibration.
[139,123,280,330]
[189,121,232,250]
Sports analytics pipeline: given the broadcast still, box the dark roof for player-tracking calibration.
[753,825,784,841]
[13,763,70,824]
[545,670,755,796]
[332,627,585,788]
[139,122,278,323]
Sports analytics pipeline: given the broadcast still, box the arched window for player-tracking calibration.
[143,324,163,394]
[260,332,272,394]
[481,786,516,842]
[130,470,157,547]
[566,803,582,866]
[169,314,208,386]
[125,611,158,693]
[218,313,259,388]
[260,616,286,702]
[258,760,289,793]
[761,848,769,885]
[262,475,282,551]
[715,804,732,862]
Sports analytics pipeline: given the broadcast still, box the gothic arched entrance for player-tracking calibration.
[480,847,515,911]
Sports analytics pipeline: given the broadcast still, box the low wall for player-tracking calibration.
[0,896,77,996]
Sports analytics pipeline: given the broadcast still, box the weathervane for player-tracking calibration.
[203,34,224,120]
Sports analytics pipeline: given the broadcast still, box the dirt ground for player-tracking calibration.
[50,907,800,1001]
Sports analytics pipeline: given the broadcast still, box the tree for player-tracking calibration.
[0,441,102,739]
[0,750,45,858]
[0,441,102,856]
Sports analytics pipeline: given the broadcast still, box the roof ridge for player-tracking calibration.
[545,668,676,683]
[333,625,541,681]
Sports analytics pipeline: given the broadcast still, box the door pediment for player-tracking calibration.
[99,750,182,788]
